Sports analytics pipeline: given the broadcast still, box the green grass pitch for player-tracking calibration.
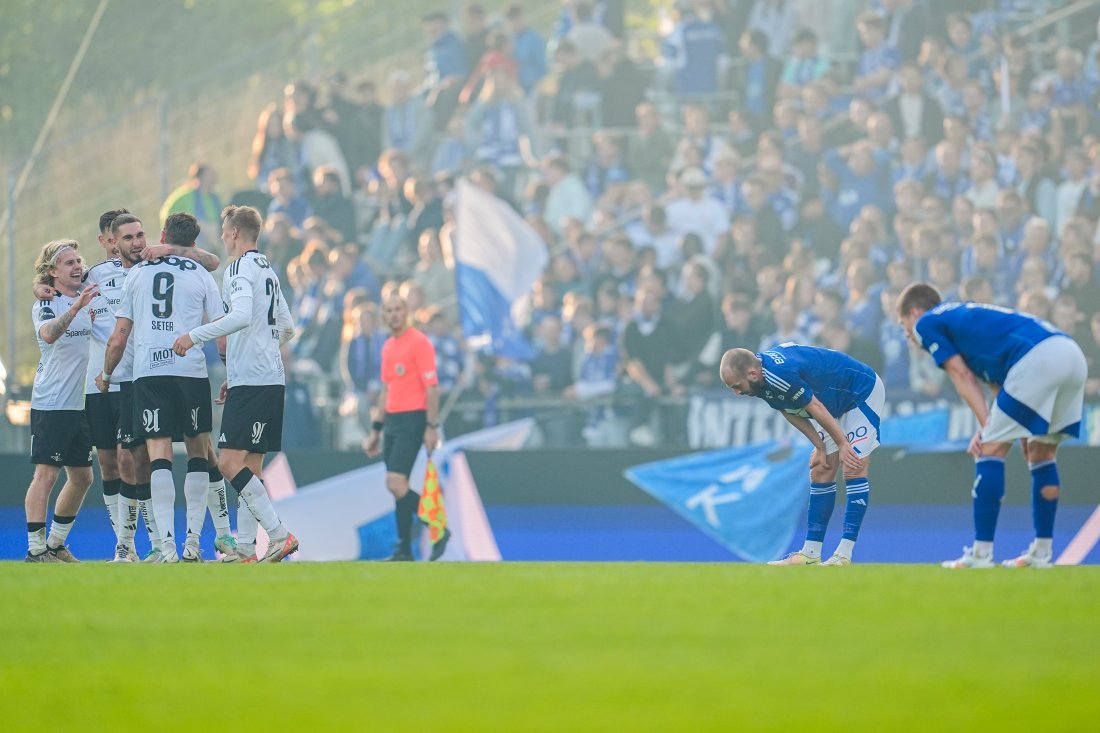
[2,563,1097,732]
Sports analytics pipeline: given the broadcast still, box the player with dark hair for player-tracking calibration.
[719,344,886,566]
[26,240,99,561]
[102,212,224,562]
[364,295,447,561]
[896,283,1088,568]
[173,205,299,563]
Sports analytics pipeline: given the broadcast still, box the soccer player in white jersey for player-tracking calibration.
[174,205,299,563]
[93,212,230,561]
[102,213,224,563]
[25,241,99,562]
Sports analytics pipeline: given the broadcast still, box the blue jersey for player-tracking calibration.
[913,302,1065,385]
[756,344,878,418]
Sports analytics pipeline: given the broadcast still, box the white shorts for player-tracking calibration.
[983,336,1087,445]
[811,376,885,458]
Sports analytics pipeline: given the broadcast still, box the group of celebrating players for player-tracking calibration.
[26,206,298,563]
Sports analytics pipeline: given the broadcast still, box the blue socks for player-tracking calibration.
[843,478,870,541]
[973,457,1006,542]
[1030,460,1059,539]
[807,482,837,543]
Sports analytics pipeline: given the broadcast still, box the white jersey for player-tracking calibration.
[116,255,223,380]
[82,259,126,392]
[190,250,293,387]
[32,296,93,410]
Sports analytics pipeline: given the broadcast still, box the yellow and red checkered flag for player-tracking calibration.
[417,460,448,543]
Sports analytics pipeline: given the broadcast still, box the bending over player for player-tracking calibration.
[719,344,886,566]
[896,283,1087,568]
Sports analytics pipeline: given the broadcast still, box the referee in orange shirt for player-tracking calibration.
[364,294,446,560]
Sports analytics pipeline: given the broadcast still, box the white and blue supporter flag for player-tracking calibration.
[454,178,548,359]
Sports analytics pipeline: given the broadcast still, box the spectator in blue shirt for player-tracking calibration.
[583,130,630,200]
[824,141,889,232]
[1051,47,1092,140]
[266,167,313,229]
[422,11,468,130]
[731,30,781,130]
[661,1,727,96]
[779,29,830,99]
[506,4,548,95]
[853,12,900,101]
[423,12,468,87]
[925,141,970,203]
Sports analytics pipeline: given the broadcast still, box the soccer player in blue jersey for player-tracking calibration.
[897,283,1088,569]
[719,344,886,566]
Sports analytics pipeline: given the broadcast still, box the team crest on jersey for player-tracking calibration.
[396,363,406,376]
[251,422,267,445]
[51,452,62,462]
[191,408,200,431]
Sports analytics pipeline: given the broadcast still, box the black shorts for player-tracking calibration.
[85,391,121,450]
[132,376,212,439]
[117,381,143,448]
[30,409,93,467]
[218,385,285,453]
[383,410,426,478]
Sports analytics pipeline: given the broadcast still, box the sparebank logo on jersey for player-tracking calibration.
[143,408,161,433]
[251,421,267,445]
[150,348,176,369]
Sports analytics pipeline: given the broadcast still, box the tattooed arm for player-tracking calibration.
[39,286,98,344]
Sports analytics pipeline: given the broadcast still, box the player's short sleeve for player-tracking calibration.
[415,333,439,387]
[785,372,813,410]
[115,271,136,321]
[89,290,114,342]
[32,300,57,331]
[913,313,958,368]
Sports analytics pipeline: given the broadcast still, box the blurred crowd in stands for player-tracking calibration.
[159,0,1100,449]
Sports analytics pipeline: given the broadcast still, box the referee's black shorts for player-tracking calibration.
[383,410,426,478]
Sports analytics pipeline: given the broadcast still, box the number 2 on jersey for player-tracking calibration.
[152,272,174,318]
[265,278,279,326]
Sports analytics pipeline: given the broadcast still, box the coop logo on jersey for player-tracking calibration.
[153,256,198,272]
[191,408,200,432]
[150,348,175,368]
[251,422,267,445]
[39,306,56,320]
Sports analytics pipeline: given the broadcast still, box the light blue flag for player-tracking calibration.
[625,442,812,563]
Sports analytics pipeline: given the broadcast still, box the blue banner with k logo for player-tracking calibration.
[625,442,811,563]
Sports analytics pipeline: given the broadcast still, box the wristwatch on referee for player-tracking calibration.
[427,421,440,429]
